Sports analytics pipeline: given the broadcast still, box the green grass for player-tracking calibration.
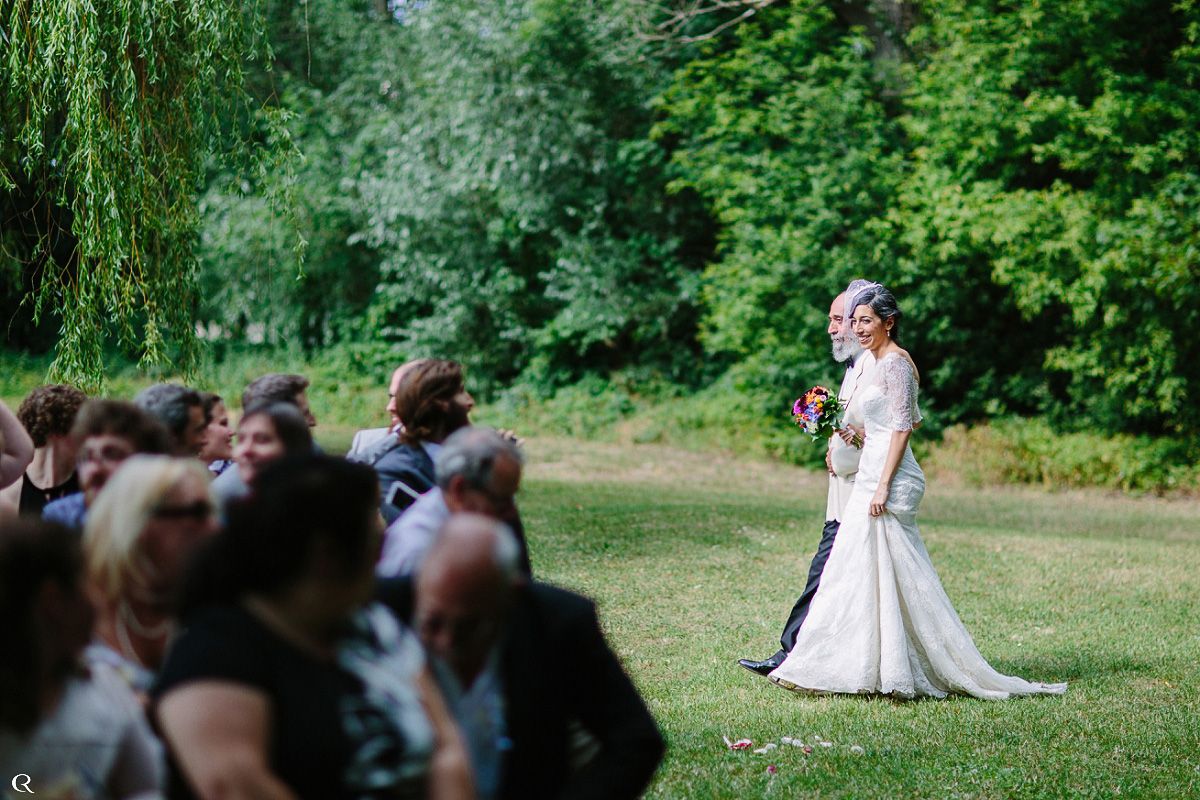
[518,437,1200,799]
[5,350,1198,795]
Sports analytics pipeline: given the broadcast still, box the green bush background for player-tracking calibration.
[4,0,1199,487]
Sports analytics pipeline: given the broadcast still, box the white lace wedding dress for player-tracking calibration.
[769,353,1067,700]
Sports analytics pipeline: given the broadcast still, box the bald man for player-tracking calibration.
[347,359,429,463]
[378,514,663,800]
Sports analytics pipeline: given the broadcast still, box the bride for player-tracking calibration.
[769,284,1066,700]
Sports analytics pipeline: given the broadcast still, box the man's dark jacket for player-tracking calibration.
[374,442,435,524]
[377,579,664,800]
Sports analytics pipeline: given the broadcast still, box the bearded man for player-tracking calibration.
[737,278,878,676]
[374,359,475,524]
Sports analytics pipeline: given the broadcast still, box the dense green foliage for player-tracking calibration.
[653,7,904,418]
[5,0,1199,449]
[195,0,399,352]
[657,0,1200,437]
[0,0,288,388]
[899,0,1200,436]
[195,0,709,394]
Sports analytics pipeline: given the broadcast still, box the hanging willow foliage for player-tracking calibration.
[0,0,297,389]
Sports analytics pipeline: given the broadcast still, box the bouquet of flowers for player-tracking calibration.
[792,386,844,442]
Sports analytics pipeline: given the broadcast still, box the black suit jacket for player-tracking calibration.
[374,442,435,524]
[377,580,664,800]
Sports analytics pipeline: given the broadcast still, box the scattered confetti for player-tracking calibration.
[723,736,754,751]
[754,747,772,754]
[802,745,814,754]
[781,736,793,745]
[850,745,865,755]
[767,764,778,775]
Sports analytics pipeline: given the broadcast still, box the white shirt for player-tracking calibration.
[826,350,877,522]
[376,488,450,577]
[0,664,164,800]
[435,652,506,800]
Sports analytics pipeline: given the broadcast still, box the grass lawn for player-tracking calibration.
[517,436,1200,799]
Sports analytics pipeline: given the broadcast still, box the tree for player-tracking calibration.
[352,0,710,394]
[655,0,1200,436]
[898,0,1200,434]
[194,0,402,352]
[0,0,289,388]
[654,5,903,408]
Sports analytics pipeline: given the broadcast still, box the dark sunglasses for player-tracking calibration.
[151,500,216,521]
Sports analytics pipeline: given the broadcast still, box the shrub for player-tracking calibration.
[928,418,1199,494]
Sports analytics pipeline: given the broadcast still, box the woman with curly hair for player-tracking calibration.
[0,385,86,517]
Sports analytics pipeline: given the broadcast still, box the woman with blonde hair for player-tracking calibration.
[84,455,218,693]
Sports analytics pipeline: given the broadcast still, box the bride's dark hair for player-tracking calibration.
[850,284,903,344]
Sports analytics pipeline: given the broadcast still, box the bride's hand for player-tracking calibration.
[837,425,864,449]
[870,486,888,517]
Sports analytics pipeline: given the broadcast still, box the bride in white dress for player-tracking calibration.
[769,285,1066,700]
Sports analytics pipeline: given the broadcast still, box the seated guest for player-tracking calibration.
[242,373,317,428]
[134,384,208,457]
[347,358,428,463]
[0,398,35,490]
[212,403,312,507]
[378,426,531,577]
[380,514,664,800]
[196,392,234,476]
[210,374,317,501]
[154,456,473,800]
[84,456,219,694]
[0,384,86,516]
[376,359,474,524]
[0,518,163,799]
[43,400,172,530]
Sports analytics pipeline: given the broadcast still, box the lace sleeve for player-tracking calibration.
[881,355,921,431]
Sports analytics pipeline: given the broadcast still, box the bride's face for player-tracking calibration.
[852,304,892,351]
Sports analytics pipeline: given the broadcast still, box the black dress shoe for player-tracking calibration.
[737,650,787,677]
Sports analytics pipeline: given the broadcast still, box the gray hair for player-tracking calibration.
[434,427,524,492]
[134,383,203,440]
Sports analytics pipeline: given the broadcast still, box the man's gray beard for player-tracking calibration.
[831,335,863,363]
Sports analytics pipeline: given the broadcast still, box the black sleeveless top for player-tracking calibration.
[18,471,81,515]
